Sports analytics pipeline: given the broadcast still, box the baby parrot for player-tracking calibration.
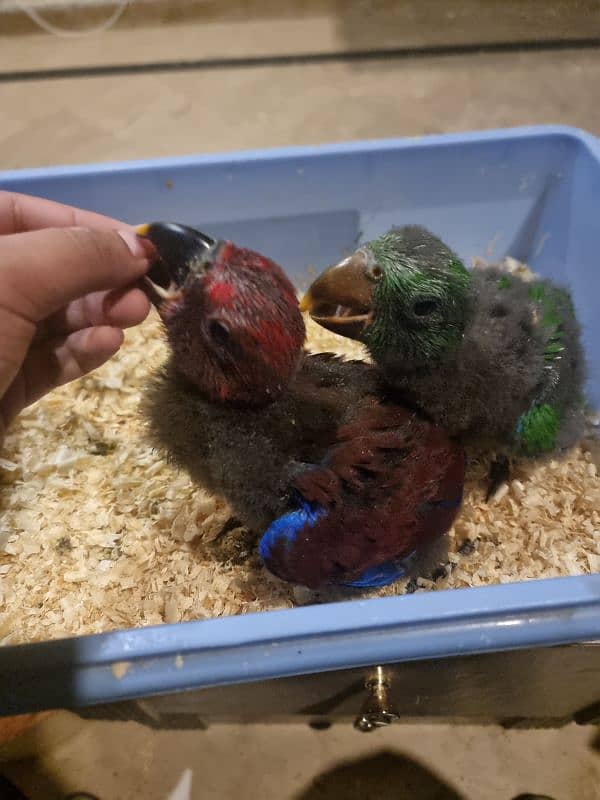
[301,225,585,494]
[137,222,466,589]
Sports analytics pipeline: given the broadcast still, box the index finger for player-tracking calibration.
[0,190,129,236]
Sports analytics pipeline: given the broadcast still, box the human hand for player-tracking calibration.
[0,191,153,440]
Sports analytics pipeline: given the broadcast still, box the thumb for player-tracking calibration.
[0,226,151,324]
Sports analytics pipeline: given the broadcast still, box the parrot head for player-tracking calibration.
[137,222,305,406]
[300,225,473,370]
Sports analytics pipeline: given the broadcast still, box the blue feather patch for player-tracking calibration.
[259,500,326,563]
[515,415,525,437]
[342,557,413,588]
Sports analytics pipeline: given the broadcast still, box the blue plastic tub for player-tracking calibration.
[0,125,599,720]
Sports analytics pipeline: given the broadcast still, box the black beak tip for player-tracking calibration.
[136,222,217,291]
[135,222,215,249]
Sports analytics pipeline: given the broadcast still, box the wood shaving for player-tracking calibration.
[0,267,598,644]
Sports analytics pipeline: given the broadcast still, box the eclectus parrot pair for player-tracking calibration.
[136,222,583,589]
[137,223,466,590]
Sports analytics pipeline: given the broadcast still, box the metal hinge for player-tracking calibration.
[354,666,400,732]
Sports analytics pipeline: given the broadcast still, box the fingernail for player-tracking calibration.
[118,229,153,259]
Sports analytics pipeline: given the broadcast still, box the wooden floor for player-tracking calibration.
[2,47,600,173]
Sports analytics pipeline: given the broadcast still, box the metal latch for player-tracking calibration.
[354,666,399,732]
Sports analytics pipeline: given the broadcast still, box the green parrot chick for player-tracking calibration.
[301,225,586,462]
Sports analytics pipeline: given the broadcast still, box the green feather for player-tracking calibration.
[365,229,472,364]
[449,257,471,279]
[528,283,573,362]
[516,403,561,455]
[514,283,576,456]
[528,284,545,304]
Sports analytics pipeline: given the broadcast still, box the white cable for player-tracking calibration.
[15,0,129,38]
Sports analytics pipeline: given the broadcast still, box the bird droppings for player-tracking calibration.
[174,654,184,669]
[458,538,477,556]
[56,536,73,554]
[88,439,116,457]
[0,261,598,644]
[111,661,132,680]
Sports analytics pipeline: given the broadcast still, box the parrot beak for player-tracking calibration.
[300,250,374,339]
[136,222,216,308]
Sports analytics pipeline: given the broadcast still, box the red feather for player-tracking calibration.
[206,280,236,306]
[273,399,466,588]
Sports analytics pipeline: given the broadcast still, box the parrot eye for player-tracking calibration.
[412,298,441,317]
[367,263,383,281]
[208,319,231,347]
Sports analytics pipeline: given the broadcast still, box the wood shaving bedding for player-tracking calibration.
[0,260,598,645]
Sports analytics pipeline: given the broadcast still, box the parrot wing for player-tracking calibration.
[259,399,466,589]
